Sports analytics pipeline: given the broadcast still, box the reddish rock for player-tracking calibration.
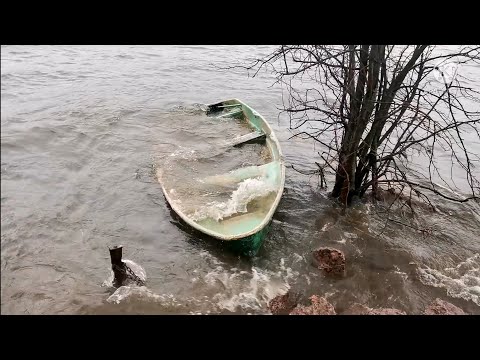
[312,247,346,275]
[424,298,466,315]
[289,295,336,315]
[342,303,372,315]
[366,308,406,315]
[268,292,298,315]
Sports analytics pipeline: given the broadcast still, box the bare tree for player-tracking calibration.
[238,45,480,210]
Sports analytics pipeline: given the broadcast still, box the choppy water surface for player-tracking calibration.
[1,45,479,314]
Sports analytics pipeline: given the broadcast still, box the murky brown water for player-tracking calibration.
[1,45,479,315]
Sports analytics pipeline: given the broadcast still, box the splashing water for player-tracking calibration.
[417,254,480,306]
[191,177,277,222]
[3,46,480,315]
[156,109,275,225]
[103,251,296,314]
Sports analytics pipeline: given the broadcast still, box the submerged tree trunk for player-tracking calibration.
[332,45,383,205]
[240,45,480,209]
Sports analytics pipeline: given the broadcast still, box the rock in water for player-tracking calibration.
[289,295,336,315]
[268,292,298,315]
[424,298,466,315]
[312,247,346,275]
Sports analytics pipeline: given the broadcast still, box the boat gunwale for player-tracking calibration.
[158,98,286,241]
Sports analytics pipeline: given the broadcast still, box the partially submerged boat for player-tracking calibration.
[157,99,285,256]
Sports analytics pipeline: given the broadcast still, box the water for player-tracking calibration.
[1,45,479,315]
[158,111,275,225]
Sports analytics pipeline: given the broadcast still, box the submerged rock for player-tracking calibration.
[289,295,336,315]
[268,292,298,315]
[312,247,346,275]
[424,298,466,315]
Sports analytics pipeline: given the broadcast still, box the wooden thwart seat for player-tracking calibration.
[222,131,266,148]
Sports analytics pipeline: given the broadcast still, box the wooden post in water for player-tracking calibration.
[109,245,126,287]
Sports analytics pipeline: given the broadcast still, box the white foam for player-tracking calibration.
[303,274,311,285]
[106,286,209,310]
[107,285,159,304]
[191,177,277,221]
[124,259,147,282]
[321,222,332,231]
[292,253,304,263]
[104,251,299,314]
[211,267,290,312]
[200,256,297,313]
[393,265,408,281]
[418,254,480,306]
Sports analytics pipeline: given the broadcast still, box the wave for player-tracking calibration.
[103,252,297,314]
[417,254,480,306]
[191,177,277,222]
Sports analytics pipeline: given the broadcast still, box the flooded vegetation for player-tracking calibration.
[1,45,479,314]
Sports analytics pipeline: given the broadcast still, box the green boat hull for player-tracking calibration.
[165,200,271,257]
[158,99,285,256]
[225,222,271,256]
